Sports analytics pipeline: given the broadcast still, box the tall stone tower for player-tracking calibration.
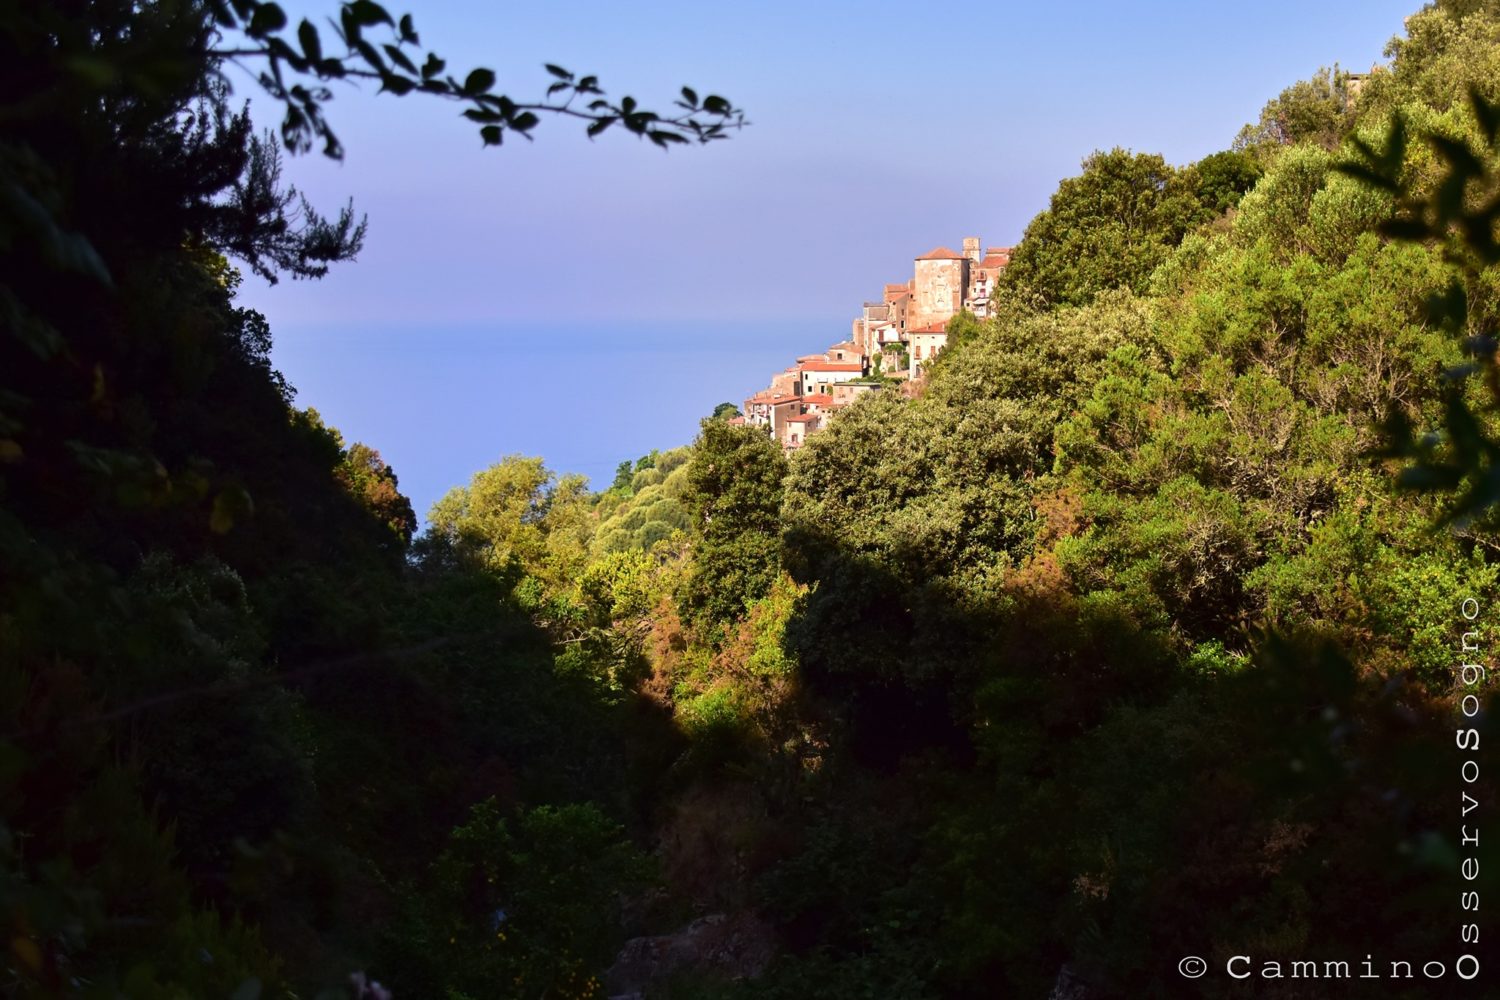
[910,247,969,330]
[962,236,982,264]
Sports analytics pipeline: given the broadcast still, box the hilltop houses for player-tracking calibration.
[743,235,1011,450]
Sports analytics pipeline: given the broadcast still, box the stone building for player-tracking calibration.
[742,233,1011,453]
[966,247,1011,317]
[796,361,865,397]
[831,380,882,407]
[909,247,969,330]
[851,237,1011,348]
[781,412,821,449]
[908,322,949,374]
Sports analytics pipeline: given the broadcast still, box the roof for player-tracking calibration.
[785,413,820,423]
[826,341,861,352]
[801,394,834,405]
[916,246,964,261]
[910,322,948,334]
[796,353,830,363]
[977,253,1010,269]
[798,362,864,373]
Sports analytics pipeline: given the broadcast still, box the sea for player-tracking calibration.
[269,319,834,525]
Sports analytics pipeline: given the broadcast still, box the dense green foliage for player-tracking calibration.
[5,2,1500,999]
[999,148,1261,307]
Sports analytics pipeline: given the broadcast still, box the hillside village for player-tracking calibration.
[733,237,1012,449]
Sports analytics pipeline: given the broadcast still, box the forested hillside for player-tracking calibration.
[3,1,1498,998]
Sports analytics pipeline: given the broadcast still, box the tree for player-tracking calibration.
[711,401,742,421]
[999,149,1195,308]
[680,419,788,629]
[396,799,652,998]
[1234,67,1359,153]
[1339,86,1500,521]
[1190,149,1264,215]
[0,6,745,992]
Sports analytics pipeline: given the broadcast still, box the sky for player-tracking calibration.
[233,0,1419,519]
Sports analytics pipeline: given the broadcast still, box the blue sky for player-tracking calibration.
[234,0,1418,518]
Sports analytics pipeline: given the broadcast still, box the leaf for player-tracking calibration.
[480,125,502,146]
[421,53,444,79]
[464,68,496,95]
[586,116,616,137]
[1424,282,1468,331]
[1445,394,1485,468]
[1465,333,1498,359]
[1378,217,1430,242]
[1434,170,1469,223]
[1470,85,1500,147]
[379,73,414,96]
[680,86,698,106]
[1397,463,1463,492]
[210,486,254,534]
[339,5,359,45]
[247,2,287,37]
[399,12,417,43]
[347,0,393,27]
[207,0,237,27]
[355,39,385,72]
[0,181,112,284]
[544,63,573,80]
[511,111,539,132]
[1332,161,1398,193]
[1429,133,1484,177]
[383,44,416,74]
[298,19,321,62]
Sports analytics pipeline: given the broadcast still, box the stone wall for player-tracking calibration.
[909,256,968,330]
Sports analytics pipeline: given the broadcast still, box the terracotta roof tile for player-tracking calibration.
[917,246,964,260]
[798,362,864,373]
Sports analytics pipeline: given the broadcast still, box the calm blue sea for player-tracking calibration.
[269,320,834,524]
